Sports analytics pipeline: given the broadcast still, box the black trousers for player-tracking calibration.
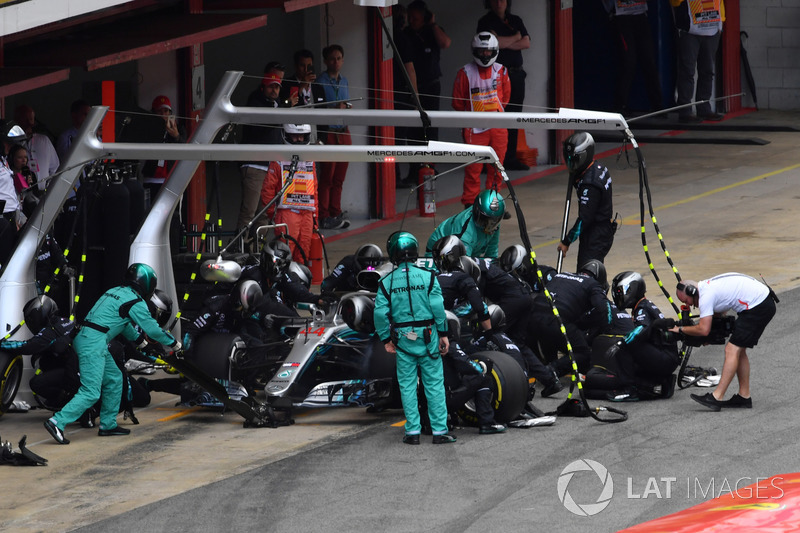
[613,14,663,111]
[530,312,592,377]
[577,221,616,271]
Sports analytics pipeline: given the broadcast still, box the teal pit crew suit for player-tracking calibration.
[375,240,451,438]
[425,190,505,259]
[51,283,177,433]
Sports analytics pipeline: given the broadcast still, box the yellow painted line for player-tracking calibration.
[621,162,800,223]
[532,162,800,247]
[391,420,407,427]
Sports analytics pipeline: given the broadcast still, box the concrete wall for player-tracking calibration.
[741,2,800,109]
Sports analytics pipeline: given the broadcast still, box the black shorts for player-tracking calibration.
[729,298,776,349]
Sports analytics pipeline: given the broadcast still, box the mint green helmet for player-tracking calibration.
[386,231,419,265]
[472,190,505,234]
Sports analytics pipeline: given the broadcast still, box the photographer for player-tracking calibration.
[141,95,186,208]
[280,49,325,108]
[673,274,777,411]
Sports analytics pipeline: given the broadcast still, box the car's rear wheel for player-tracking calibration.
[457,350,528,425]
[0,352,23,417]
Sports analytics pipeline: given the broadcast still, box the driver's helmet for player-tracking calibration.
[355,243,384,270]
[340,294,375,335]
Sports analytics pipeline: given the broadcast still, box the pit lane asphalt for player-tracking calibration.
[2,110,799,533]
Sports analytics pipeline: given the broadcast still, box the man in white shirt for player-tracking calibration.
[14,105,60,192]
[674,273,777,411]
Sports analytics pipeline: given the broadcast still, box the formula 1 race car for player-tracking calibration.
[166,291,527,428]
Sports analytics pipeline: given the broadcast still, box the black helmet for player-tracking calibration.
[149,289,173,328]
[287,261,312,289]
[22,295,59,333]
[386,231,418,265]
[579,259,609,293]
[355,243,384,270]
[472,190,505,234]
[261,240,292,280]
[563,131,595,176]
[432,235,466,272]
[444,310,461,340]
[340,294,375,334]
[456,256,481,285]
[125,263,158,298]
[487,303,506,331]
[611,271,646,310]
[234,280,263,312]
[499,244,530,277]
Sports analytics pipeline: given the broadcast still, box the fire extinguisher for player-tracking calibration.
[418,164,436,217]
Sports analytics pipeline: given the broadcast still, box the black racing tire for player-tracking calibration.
[0,351,23,417]
[458,350,528,425]
[190,333,243,380]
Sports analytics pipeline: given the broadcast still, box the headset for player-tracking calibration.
[676,282,698,298]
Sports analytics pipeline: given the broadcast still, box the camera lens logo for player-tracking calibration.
[557,459,614,516]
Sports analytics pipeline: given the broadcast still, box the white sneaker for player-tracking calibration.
[508,415,556,428]
[696,375,721,387]
[124,359,155,375]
